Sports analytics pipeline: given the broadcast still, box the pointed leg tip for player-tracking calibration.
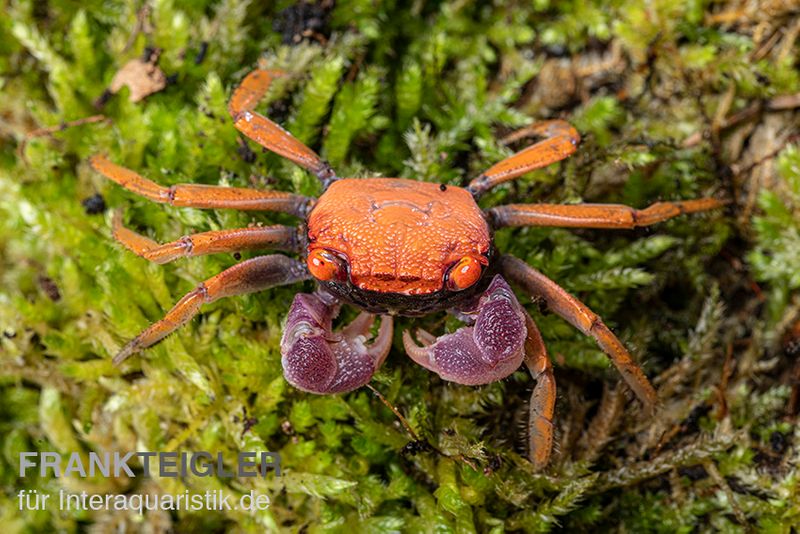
[112,349,132,366]
[111,207,124,227]
[527,430,553,470]
[634,384,659,415]
[527,456,550,472]
[88,154,104,171]
[112,338,141,366]
[642,396,660,417]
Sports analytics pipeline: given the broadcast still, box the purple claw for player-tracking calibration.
[402,275,527,385]
[281,292,393,394]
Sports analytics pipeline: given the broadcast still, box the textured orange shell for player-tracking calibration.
[307,178,491,295]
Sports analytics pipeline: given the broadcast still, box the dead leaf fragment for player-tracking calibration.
[109,53,167,103]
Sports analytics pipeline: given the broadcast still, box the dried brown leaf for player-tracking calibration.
[109,55,167,103]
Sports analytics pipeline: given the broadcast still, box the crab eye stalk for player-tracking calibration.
[307,248,347,282]
[446,256,484,291]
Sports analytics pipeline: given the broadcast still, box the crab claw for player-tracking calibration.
[402,275,527,385]
[281,292,393,394]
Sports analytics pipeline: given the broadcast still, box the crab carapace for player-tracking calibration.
[90,68,725,469]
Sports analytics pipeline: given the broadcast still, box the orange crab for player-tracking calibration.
[90,68,724,469]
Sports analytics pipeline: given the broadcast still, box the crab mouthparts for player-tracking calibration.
[351,275,442,295]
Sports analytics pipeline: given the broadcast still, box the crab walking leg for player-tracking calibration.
[488,198,726,229]
[111,211,301,264]
[523,311,556,470]
[113,255,310,364]
[281,292,393,394]
[402,275,556,467]
[468,120,580,197]
[228,69,336,184]
[500,255,658,411]
[90,155,312,217]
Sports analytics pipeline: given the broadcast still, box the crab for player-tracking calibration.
[90,68,724,469]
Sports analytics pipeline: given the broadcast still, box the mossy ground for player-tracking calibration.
[1,1,799,532]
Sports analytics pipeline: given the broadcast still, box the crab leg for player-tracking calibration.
[113,255,309,364]
[90,155,312,217]
[467,120,580,197]
[500,254,658,411]
[229,69,336,184]
[281,292,393,394]
[487,198,726,229]
[111,211,301,264]
[401,275,557,467]
[523,311,556,471]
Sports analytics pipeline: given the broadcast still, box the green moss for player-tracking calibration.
[2,0,799,531]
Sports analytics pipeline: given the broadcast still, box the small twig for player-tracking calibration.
[729,133,800,177]
[769,92,800,110]
[23,114,108,139]
[366,384,479,471]
[18,114,110,163]
[750,26,783,61]
[366,384,419,441]
[714,342,735,421]
[682,94,800,149]
[704,459,750,529]
[122,5,152,53]
[705,7,747,26]
[668,467,686,501]
[594,435,737,493]
[787,358,800,418]
[784,305,800,418]
[577,383,625,463]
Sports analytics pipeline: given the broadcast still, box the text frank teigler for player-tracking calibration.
[17,451,280,514]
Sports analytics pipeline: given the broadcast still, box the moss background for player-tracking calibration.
[1,0,799,531]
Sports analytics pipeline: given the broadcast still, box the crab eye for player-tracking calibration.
[446,256,484,291]
[307,249,347,282]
